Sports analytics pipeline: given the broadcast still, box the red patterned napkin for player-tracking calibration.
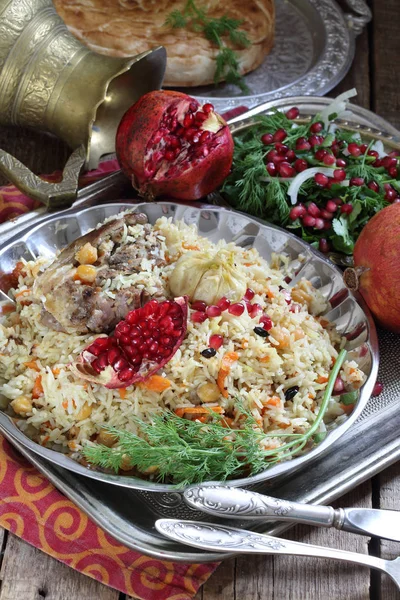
[0,104,248,596]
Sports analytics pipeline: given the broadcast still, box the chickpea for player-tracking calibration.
[270,326,290,349]
[11,395,33,416]
[74,265,97,284]
[196,382,221,403]
[120,454,133,471]
[76,402,92,421]
[291,288,311,306]
[97,429,118,447]
[75,243,98,265]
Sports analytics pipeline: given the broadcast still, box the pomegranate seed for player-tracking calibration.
[382,156,397,169]
[107,347,121,365]
[273,128,287,143]
[272,154,286,165]
[266,162,277,176]
[389,150,400,157]
[119,368,135,382]
[320,209,334,220]
[266,149,278,161]
[333,376,345,394]
[372,382,383,396]
[360,144,368,153]
[206,305,222,318]
[244,288,255,301]
[315,148,328,161]
[333,168,346,181]
[199,131,211,144]
[302,215,316,227]
[307,202,321,217]
[389,166,398,178]
[319,238,330,253]
[315,173,329,187]
[323,221,331,230]
[191,311,207,323]
[259,315,273,330]
[209,334,224,350]
[217,297,231,311]
[350,177,364,186]
[194,111,207,123]
[296,138,311,151]
[310,122,323,133]
[183,113,194,128]
[192,300,207,312]
[202,103,214,114]
[368,181,379,193]
[336,158,347,167]
[286,149,296,162]
[275,142,288,154]
[189,101,198,112]
[279,162,296,178]
[314,218,325,230]
[286,107,299,120]
[323,154,335,166]
[289,204,307,220]
[294,158,308,172]
[228,303,245,316]
[340,203,353,214]
[332,197,343,206]
[347,143,361,157]
[326,200,338,213]
[165,149,175,161]
[384,185,397,202]
[248,303,262,318]
[261,133,273,145]
[367,150,379,159]
[309,135,323,147]
[372,159,382,168]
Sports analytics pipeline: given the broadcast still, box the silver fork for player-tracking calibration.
[156,519,400,590]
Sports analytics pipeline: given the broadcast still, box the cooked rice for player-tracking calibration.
[0,213,365,465]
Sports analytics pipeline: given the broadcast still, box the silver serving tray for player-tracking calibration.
[0,202,378,491]
[180,0,371,113]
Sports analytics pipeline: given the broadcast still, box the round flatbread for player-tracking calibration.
[54,0,275,87]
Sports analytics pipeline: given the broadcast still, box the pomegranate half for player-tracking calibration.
[72,297,188,388]
[343,203,400,333]
[115,90,234,201]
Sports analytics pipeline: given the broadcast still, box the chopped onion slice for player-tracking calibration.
[287,167,349,205]
[319,88,358,129]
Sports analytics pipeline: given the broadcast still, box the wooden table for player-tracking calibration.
[0,1,399,598]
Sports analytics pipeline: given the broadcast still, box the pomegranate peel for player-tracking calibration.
[343,203,400,333]
[71,297,188,389]
[115,90,234,201]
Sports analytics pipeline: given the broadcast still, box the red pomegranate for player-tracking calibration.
[115,90,234,201]
[72,297,188,388]
[343,204,400,333]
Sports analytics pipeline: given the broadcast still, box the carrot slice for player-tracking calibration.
[139,375,172,392]
[217,351,239,398]
[24,360,40,372]
[32,376,43,399]
[317,375,329,384]
[118,388,127,399]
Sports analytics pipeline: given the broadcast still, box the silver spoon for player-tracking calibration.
[156,519,400,591]
[184,485,400,542]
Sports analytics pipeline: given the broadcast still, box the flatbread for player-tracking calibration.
[54,0,275,87]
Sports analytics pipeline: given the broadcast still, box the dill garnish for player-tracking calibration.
[82,350,347,486]
[164,0,251,92]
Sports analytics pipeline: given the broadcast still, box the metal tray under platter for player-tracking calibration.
[175,0,371,113]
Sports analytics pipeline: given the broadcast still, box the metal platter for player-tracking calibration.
[0,202,378,491]
[175,0,372,113]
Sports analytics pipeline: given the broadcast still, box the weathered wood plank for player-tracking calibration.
[232,482,372,600]
[377,463,400,600]
[0,534,119,600]
[371,0,400,129]
[194,557,235,600]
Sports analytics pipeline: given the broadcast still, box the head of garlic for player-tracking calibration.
[169,249,247,305]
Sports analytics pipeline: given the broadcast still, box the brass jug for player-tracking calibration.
[0,0,166,174]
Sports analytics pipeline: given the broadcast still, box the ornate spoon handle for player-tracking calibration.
[156,519,400,591]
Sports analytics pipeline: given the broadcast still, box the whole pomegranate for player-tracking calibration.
[343,204,400,333]
[115,90,234,201]
[72,297,188,388]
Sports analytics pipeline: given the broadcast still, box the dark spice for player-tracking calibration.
[285,386,299,401]
[253,326,269,338]
[201,348,217,358]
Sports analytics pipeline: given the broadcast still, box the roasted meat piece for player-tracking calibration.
[33,212,166,334]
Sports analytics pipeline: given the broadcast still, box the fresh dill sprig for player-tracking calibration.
[164,0,251,92]
[82,351,346,486]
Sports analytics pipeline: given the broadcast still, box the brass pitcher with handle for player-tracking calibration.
[0,0,167,207]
